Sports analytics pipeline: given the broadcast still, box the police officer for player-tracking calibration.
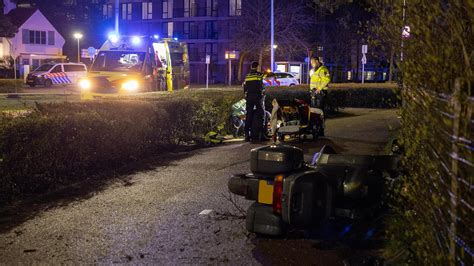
[243,61,265,142]
[309,56,331,109]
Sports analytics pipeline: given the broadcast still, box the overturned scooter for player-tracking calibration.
[228,144,400,236]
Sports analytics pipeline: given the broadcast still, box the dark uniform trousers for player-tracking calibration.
[245,94,265,139]
[243,70,265,140]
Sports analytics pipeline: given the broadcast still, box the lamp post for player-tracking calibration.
[270,0,275,71]
[73,32,83,63]
[401,0,406,61]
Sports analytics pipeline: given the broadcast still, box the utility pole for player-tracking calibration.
[401,0,406,61]
[270,0,274,71]
[115,0,119,34]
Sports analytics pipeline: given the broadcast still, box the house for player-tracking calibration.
[0,1,66,75]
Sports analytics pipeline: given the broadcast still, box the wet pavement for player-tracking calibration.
[0,108,399,264]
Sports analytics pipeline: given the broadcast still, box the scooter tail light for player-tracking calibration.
[273,174,284,214]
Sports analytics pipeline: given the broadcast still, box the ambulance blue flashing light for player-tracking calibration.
[131,36,141,45]
[108,33,119,43]
[174,37,178,41]
[153,34,160,39]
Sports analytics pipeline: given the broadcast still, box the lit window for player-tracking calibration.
[122,3,132,20]
[229,0,241,16]
[106,4,113,19]
[142,2,152,20]
[162,22,174,38]
[206,0,218,16]
[162,0,173,19]
[168,22,174,38]
[184,0,196,17]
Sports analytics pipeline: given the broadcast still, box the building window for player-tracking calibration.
[229,0,241,16]
[205,43,218,62]
[183,22,190,39]
[26,30,46,45]
[205,21,217,39]
[142,2,152,20]
[32,59,40,70]
[184,21,198,39]
[122,3,132,20]
[162,0,173,19]
[184,0,196,17]
[162,22,173,37]
[103,4,113,19]
[206,0,218,16]
[47,31,55,45]
[188,43,199,61]
[228,20,237,38]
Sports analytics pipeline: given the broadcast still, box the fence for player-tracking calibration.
[396,78,473,265]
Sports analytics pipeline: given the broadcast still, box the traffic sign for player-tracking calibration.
[361,54,367,64]
[362,45,368,54]
[225,50,239,60]
[206,54,210,64]
[87,47,96,57]
[402,25,411,38]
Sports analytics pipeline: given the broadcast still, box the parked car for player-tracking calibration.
[26,63,87,87]
[263,72,299,87]
[228,144,400,236]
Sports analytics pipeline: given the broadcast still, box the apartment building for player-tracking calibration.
[103,0,242,84]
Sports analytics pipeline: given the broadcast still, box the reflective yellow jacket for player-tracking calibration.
[310,65,330,91]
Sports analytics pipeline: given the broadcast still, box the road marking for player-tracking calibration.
[199,209,213,215]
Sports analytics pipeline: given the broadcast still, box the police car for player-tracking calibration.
[26,63,87,87]
[263,71,299,87]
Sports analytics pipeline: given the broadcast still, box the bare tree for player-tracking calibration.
[0,14,17,38]
[233,0,314,80]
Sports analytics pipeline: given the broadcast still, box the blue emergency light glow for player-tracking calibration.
[131,36,141,45]
[153,34,160,39]
[174,37,178,41]
[108,34,119,43]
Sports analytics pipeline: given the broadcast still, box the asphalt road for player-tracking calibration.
[0,108,400,265]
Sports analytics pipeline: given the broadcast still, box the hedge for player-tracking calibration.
[264,86,399,111]
[0,79,24,93]
[370,1,473,265]
[0,98,226,204]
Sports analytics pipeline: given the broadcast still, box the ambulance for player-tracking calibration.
[79,34,189,99]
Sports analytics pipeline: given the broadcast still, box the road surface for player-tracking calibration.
[0,108,399,265]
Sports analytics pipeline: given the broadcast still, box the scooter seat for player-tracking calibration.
[278,125,300,134]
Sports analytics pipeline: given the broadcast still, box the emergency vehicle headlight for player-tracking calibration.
[122,80,139,91]
[79,79,91,90]
[131,36,141,45]
[108,34,119,43]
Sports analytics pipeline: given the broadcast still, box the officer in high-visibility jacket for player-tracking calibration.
[309,56,331,109]
[242,61,265,142]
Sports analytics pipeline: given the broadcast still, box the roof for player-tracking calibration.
[6,7,37,27]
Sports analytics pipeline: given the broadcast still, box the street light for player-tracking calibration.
[73,32,83,63]
[270,0,275,71]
